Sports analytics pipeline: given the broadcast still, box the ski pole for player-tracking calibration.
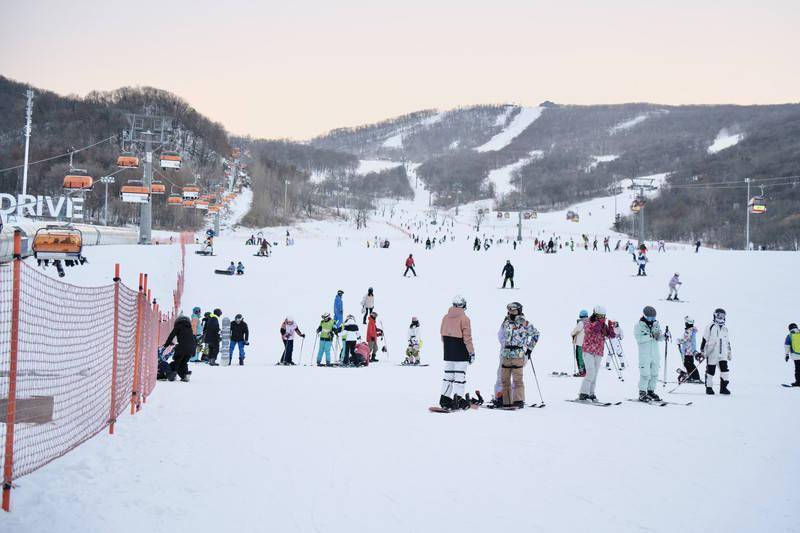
[298,335,305,366]
[572,340,578,375]
[380,320,389,359]
[310,333,319,367]
[668,353,705,393]
[528,356,546,407]
[663,326,670,389]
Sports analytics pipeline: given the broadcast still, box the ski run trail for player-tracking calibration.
[4,169,799,533]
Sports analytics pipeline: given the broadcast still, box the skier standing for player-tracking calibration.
[578,306,615,401]
[494,302,538,408]
[333,290,344,330]
[473,237,481,251]
[603,237,610,252]
[633,306,663,402]
[361,287,375,324]
[570,310,588,376]
[438,295,475,410]
[405,317,421,365]
[636,252,648,276]
[784,323,800,386]
[366,311,382,362]
[667,273,682,300]
[341,314,360,365]
[404,254,417,277]
[501,260,515,288]
[229,314,249,365]
[204,309,222,366]
[316,313,338,366]
[701,308,732,395]
[279,316,305,365]
[162,315,196,382]
[677,316,702,383]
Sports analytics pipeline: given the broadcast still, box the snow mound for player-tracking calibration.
[708,129,744,154]
[487,151,544,197]
[475,106,543,152]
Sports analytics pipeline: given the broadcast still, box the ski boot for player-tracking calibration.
[439,395,453,410]
[239,358,244,366]
[167,371,178,382]
[513,400,525,409]
[474,390,484,405]
[638,390,650,402]
[490,394,503,408]
[452,394,470,410]
[706,387,715,395]
[677,369,688,383]
[574,370,586,377]
[647,390,661,402]
[588,394,599,402]
[180,375,190,383]
[578,393,590,401]
[720,380,731,395]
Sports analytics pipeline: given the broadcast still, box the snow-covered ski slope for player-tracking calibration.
[4,181,799,533]
[475,106,543,152]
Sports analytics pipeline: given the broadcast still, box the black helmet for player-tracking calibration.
[214,308,222,316]
[507,302,523,315]
[337,289,344,295]
[235,314,243,320]
[643,306,656,319]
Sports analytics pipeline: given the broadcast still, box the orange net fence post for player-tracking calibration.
[131,274,144,415]
[2,231,22,512]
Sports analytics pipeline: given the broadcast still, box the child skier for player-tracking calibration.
[578,306,616,402]
[236,261,245,275]
[316,313,338,366]
[701,308,732,395]
[677,316,702,383]
[493,302,538,408]
[783,323,800,386]
[633,306,663,402]
[438,295,475,410]
[404,317,421,365]
[570,310,588,376]
[341,314,360,365]
[279,316,305,365]
[667,273,682,301]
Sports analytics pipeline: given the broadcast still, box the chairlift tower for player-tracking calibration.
[628,177,658,242]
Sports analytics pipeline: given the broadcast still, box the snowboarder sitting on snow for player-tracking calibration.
[229,314,249,366]
[701,308,732,395]
[316,313,338,366]
[439,295,475,410]
[236,262,245,275]
[667,273,682,300]
[636,253,648,276]
[783,323,800,387]
[677,316,702,383]
[404,317,421,365]
[226,262,236,275]
[571,310,588,376]
[634,306,663,402]
[492,302,538,408]
[501,260,515,289]
[162,315,196,382]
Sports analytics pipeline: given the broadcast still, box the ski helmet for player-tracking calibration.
[643,306,657,319]
[593,305,607,317]
[192,306,201,314]
[452,295,467,308]
[674,273,680,277]
[713,308,726,324]
[321,312,331,319]
[213,308,222,316]
[235,314,243,320]
[370,311,378,318]
[506,302,523,315]
[286,316,294,323]
[684,316,695,326]
[411,316,418,322]
[579,309,589,318]
[790,323,798,331]
[337,290,344,295]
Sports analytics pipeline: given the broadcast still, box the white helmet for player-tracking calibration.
[285,316,294,323]
[593,305,607,316]
[452,295,467,308]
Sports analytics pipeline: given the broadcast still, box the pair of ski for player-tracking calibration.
[483,402,545,410]
[625,398,693,407]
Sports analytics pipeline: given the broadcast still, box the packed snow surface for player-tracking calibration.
[382,131,403,148]
[475,106,543,152]
[487,150,544,197]
[708,129,744,154]
[4,177,800,533]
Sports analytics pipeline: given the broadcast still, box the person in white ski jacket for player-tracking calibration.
[341,315,360,365]
[667,273,682,301]
[701,308,732,395]
[405,317,421,365]
[361,288,375,324]
[633,306,663,402]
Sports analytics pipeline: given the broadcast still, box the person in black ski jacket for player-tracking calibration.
[501,260,515,288]
[229,314,249,365]
[163,315,196,381]
[205,309,222,366]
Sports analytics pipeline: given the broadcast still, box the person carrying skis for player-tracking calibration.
[493,302,538,408]
[366,311,382,362]
[633,305,663,402]
[361,287,375,324]
[784,323,800,387]
[316,312,338,366]
[279,316,305,365]
[438,295,475,410]
[667,273,682,301]
[229,314,249,365]
[501,260,515,289]
[163,315,196,382]
[236,261,245,275]
[570,310,588,376]
[636,252,648,276]
[333,290,344,330]
[578,306,616,402]
[404,254,417,277]
[677,316,702,383]
[405,316,421,365]
[341,314,360,365]
[204,308,222,366]
[701,308,732,395]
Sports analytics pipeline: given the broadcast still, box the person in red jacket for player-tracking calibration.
[404,254,417,277]
[578,305,616,402]
[366,311,383,361]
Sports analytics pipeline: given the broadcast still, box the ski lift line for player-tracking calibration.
[669,180,800,190]
[667,174,800,188]
[0,135,116,174]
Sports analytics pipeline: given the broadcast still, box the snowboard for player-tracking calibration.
[221,317,231,365]
[429,405,479,413]
[782,384,799,388]
[195,251,215,256]
[659,299,689,303]
[397,363,430,367]
[214,269,234,275]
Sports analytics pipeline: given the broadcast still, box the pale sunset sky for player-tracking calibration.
[1,0,797,139]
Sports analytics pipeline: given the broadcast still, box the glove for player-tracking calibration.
[695,352,705,363]
[245,341,250,346]
[301,333,306,338]
[525,348,532,359]
[468,353,475,365]
[786,355,790,362]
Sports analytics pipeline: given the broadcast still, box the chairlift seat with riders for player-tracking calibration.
[150,181,166,194]
[748,196,767,214]
[182,186,200,200]
[32,225,86,277]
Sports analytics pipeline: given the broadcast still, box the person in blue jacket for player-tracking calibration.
[333,290,344,331]
[784,323,800,386]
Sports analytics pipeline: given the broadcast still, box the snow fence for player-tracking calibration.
[0,231,191,512]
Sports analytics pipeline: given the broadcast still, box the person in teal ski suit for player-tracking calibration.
[634,305,663,402]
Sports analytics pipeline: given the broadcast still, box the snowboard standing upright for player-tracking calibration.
[221,317,232,365]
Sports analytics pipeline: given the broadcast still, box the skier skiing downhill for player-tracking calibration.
[633,306,663,402]
[404,317,421,365]
[162,315,196,382]
[333,290,344,330]
[492,302,539,408]
[316,313,338,366]
[578,306,616,402]
[677,316,702,383]
[439,295,476,410]
[279,316,305,365]
[784,323,800,386]
[570,310,589,376]
[701,308,732,395]
[340,314,360,365]
[361,288,375,324]
[501,260,515,289]
[667,273,682,301]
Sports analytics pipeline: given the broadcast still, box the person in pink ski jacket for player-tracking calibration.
[578,306,616,402]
